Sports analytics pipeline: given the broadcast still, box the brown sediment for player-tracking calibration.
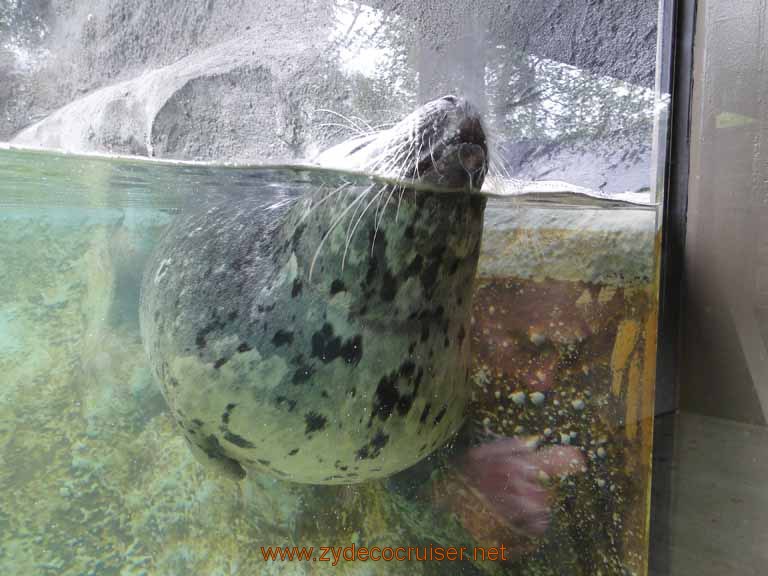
[464,272,659,576]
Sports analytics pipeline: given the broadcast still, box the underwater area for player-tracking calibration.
[0,145,661,575]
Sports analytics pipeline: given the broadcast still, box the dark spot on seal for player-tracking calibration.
[342,335,363,365]
[330,279,346,295]
[404,254,423,279]
[457,324,466,346]
[311,323,363,366]
[237,341,252,353]
[293,367,313,384]
[370,373,399,423]
[399,360,416,378]
[213,357,229,369]
[355,430,390,461]
[304,411,327,434]
[381,271,397,301]
[272,330,294,347]
[397,394,414,415]
[291,222,306,248]
[292,279,302,297]
[257,459,271,466]
[228,310,238,321]
[223,431,255,448]
[288,448,300,456]
[371,430,389,452]
[311,323,340,362]
[192,419,204,427]
[364,252,378,286]
[404,224,415,239]
[292,355,314,384]
[222,403,237,424]
[420,325,430,342]
[419,403,431,424]
[420,244,447,297]
[433,405,447,425]
[275,395,297,412]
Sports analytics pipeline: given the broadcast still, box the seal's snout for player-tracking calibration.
[401,94,489,190]
[452,101,488,186]
[458,116,487,153]
[459,142,486,176]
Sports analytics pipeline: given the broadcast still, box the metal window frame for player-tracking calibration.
[650,0,697,573]
[655,0,697,417]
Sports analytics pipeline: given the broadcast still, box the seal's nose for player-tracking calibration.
[441,95,459,104]
[458,143,487,176]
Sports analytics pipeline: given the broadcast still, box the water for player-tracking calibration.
[0,146,660,575]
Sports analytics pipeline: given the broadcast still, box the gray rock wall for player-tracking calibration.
[2,0,660,192]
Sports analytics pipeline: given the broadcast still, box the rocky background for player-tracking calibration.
[1,0,660,193]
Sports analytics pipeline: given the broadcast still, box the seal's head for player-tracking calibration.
[315,95,488,191]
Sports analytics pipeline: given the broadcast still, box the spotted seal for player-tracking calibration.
[139,95,488,484]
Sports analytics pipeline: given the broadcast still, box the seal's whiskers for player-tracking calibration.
[316,122,370,137]
[313,108,373,137]
[297,181,350,226]
[371,183,401,256]
[428,134,444,178]
[308,181,377,280]
[341,183,388,271]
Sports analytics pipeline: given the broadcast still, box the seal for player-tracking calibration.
[139,95,488,484]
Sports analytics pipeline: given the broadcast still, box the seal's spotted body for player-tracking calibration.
[140,96,488,484]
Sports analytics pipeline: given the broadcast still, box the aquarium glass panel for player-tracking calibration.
[0,2,668,575]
